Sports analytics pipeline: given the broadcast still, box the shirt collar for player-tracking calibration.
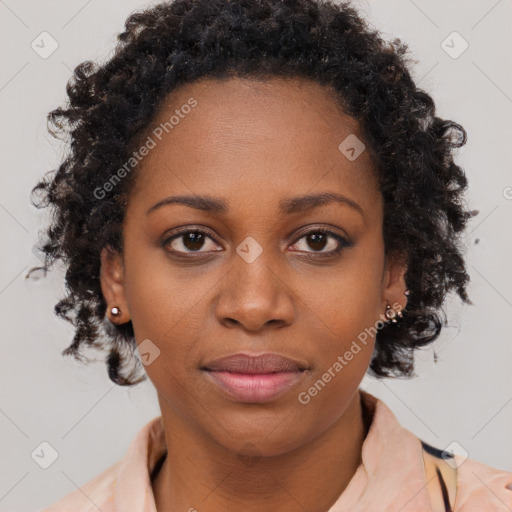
[115,414,166,512]
[328,389,433,511]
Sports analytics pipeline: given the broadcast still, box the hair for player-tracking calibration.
[29,0,476,386]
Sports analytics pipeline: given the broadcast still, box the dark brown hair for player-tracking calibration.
[29,0,475,385]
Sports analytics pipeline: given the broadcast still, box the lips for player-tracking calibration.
[203,353,306,373]
[201,353,308,403]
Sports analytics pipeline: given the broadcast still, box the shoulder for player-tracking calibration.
[360,391,512,511]
[38,416,164,512]
[38,460,120,512]
[453,454,512,511]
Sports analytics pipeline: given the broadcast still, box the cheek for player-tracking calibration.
[298,240,385,345]
[291,236,384,402]
[121,241,199,376]
[122,233,209,339]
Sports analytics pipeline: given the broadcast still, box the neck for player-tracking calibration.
[153,390,368,512]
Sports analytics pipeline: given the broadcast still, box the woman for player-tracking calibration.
[30,0,512,510]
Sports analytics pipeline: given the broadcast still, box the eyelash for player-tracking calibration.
[161,227,353,259]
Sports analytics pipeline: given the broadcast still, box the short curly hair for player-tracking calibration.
[29,0,476,386]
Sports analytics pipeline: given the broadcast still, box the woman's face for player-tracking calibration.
[101,77,407,456]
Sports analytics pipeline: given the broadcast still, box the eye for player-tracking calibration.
[289,228,352,256]
[162,226,352,258]
[162,229,222,255]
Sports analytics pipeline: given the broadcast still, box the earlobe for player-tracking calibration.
[99,246,131,324]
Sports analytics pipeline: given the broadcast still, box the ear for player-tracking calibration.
[381,251,409,313]
[100,246,130,324]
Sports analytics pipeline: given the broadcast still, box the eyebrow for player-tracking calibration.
[146,192,365,219]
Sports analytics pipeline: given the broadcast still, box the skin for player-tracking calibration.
[100,77,408,512]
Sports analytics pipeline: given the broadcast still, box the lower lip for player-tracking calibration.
[204,370,304,403]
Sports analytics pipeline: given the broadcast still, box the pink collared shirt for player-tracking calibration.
[39,390,512,511]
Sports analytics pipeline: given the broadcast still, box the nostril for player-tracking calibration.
[506,481,512,491]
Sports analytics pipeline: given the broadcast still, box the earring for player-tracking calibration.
[111,306,122,317]
[404,289,410,296]
[384,300,403,324]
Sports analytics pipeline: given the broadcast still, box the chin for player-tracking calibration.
[202,407,316,458]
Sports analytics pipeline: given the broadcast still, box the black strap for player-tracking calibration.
[421,440,457,511]
[435,465,453,512]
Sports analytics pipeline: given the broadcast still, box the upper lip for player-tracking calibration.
[202,353,307,373]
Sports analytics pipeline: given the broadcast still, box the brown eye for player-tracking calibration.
[163,230,222,254]
[290,229,351,255]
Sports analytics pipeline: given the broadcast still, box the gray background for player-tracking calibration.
[0,0,511,510]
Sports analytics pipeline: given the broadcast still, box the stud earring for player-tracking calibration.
[111,306,122,317]
[384,301,403,324]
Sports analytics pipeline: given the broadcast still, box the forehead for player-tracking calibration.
[129,76,381,218]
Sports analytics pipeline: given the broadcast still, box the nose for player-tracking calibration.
[214,247,295,333]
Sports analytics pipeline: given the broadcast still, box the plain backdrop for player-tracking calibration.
[0,0,511,510]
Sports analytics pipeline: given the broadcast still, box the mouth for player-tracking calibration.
[201,353,308,403]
